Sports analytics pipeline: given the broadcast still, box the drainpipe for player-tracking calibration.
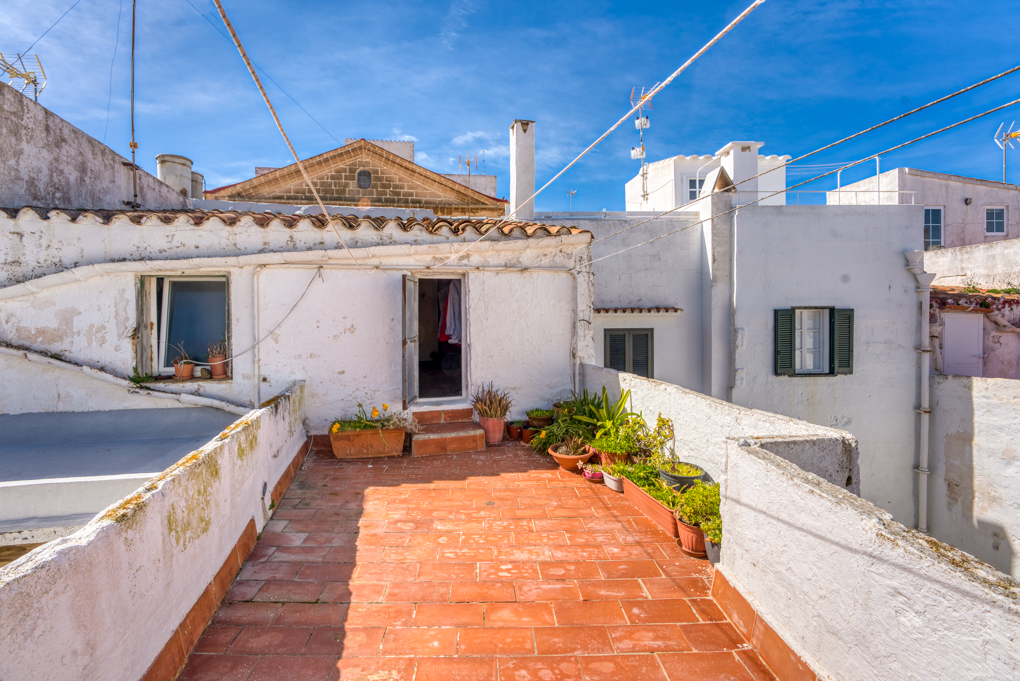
[906,250,936,533]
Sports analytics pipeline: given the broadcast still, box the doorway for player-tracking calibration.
[417,278,463,398]
[943,312,984,377]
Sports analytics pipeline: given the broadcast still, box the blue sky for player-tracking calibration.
[5,0,1020,210]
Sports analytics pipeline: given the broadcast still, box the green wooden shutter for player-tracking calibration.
[606,331,628,372]
[832,308,854,374]
[775,309,795,376]
[631,331,651,378]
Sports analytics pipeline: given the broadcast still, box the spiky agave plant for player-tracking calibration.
[471,382,512,418]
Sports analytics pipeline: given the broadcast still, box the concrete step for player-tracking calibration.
[412,407,474,425]
[411,422,485,457]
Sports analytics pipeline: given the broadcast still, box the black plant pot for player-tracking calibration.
[705,540,721,566]
[658,464,706,491]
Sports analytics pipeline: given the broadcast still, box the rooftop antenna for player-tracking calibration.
[0,53,47,101]
[630,85,657,203]
[994,122,1020,183]
[568,189,576,212]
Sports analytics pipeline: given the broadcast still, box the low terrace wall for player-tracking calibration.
[0,382,308,681]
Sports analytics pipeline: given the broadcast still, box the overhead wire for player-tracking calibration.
[589,96,1020,264]
[20,0,86,55]
[425,0,767,268]
[211,0,365,271]
[102,0,125,144]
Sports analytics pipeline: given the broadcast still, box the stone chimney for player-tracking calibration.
[715,141,763,195]
[510,120,535,219]
[156,154,194,198]
[191,172,204,200]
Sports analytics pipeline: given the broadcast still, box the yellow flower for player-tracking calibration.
[540,431,546,438]
[331,423,339,433]
[382,403,389,411]
[371,407,380,419]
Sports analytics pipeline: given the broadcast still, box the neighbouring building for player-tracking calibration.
[829,167,1020,250]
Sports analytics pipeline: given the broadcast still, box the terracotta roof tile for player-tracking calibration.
[0,207,587,239]
[594,307,682,314]
[931,285,1020,301]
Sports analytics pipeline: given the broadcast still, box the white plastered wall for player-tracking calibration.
[924,237,1020,288]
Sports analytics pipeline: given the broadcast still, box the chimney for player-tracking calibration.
[156,154,194,198]
[509,120,535,219]
[715,141,763,195]
[191,172,204,200]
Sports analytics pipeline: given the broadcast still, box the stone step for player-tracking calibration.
[412,407,474,425]
[411,422,485,457]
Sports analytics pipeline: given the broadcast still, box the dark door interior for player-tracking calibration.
[418,278,462,398]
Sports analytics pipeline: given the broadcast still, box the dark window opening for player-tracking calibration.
[418,278,462,398]
[604,328,653,378]
[156,277,229,375]
[357,170,372,189]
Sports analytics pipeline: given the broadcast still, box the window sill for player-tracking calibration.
[150,376,232,384]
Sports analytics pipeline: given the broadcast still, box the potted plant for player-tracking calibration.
[580,461,603,483]
[673,481,720,559]
[548,435,594,471]
[588,431,638,466]
[659,460,706,491]
[639,415,706,491]
[527,408,554,428]
[602,461,627,493]
[471,382,512,445]
[507,420,525,440]
[619,462,680,537]
[207,340,228,379]
[329,403,413,459]
[171,344,195,381]
[522,424,541,444]
[702,517,722,566]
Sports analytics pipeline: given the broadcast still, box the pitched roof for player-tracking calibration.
[0,206,587,238]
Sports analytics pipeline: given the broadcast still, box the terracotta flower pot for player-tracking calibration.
[507,424,523,440]
[586,445,630,466]
[622,477,679,538]
[173,362,194,380]
[675,517,708,558]
[478,416,506,445]
[208,355,228,379]
[528,415,553,428]
[522,427,540,444]
[329,428,406,459]
[548,444,593,471]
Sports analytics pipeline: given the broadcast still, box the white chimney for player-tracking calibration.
[191,172,204,200]
[715,141,763,195]
[509,119,535,219]
[156,154,194,198]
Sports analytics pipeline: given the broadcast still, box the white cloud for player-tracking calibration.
[440,0,478,50]
[391,127,418,142]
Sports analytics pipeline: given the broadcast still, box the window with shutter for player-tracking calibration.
[832,309,854,374]
[774,309,795,376]
[775,308,853,376]
[604,328,653,378]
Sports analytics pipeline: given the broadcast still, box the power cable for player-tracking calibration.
[588,62,1020,246]
[181,0,341,146]
[102,0,125,144]
[425,0,766,268]
[590,96,1020,264]
[21,0,85,55]
[211,0,364,270]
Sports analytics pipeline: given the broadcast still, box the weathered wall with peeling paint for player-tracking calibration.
[925,237,1020,288]
[0,382,306,681]
[930,375,1020,577]
[722,438,1020,680]
[0,83,188,211]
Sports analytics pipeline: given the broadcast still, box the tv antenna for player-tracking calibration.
[630,85,657,203]
[0,53,47,101]
[994,122,1020,184]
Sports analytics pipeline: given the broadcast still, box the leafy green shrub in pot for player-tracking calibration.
[573,387,644,440]
[529,412,595,454]
[675,481,721,532]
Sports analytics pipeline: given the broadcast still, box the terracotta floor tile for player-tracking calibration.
[656,559,710,578]
[407,532,461,546]
[247,544,277,562]
[598,560,664,580]
[438,547,495,562]
[295,564,357,582]
[343,603,415,627]
[225,580,264,602]
[177,653,259,681]
[382,547,440,562]
[533,625,615,655]
[549,546,608,561]
[602,544,667,560]
[324,546,384,563]
[658,652,756,681]
[478,562,540,581]
[495,546,551,561]
[384,581,451,602]
[253,581,325,603]
[213,602,283,626]
[417,562,477,582]
[459,627,535,655]
[577,580,647,601]
[239,561,301,581]
[384,519,435,533]
[547,506,598,518]
[735,649,780,681]
[414,656,498,681]
[552,601,628,625]
[515,580,581,601]
[642,576,711,599]
[285,520,340,534]
[319,581,387,603]
[247,654,337,681]
[335,657,416,681]
[497,656,583,681]
[302,627,384,656]
[501,507,549,519]
[689,598,728,623]
[356,532,410,547]
[679,622,748,652]
[577,654,669,681]
[193,625,242,654]
[485,602,556,626]
[228,625,312,655]
[353,562,419,582]
[268,546,331,563]
[622,599,700,624]
[564,531,620,545]
[513,531,567,545]
[380,627,458,656]
[606,624,691,653]
[461,532,514,546]
[434,519,485,531]
[273,603,349,626]
[260,532,307,547]
[414,603,485,627]
[484,519,535,532]
[450,581,516,602]
[538,561,602,580]
[533,518,588,532]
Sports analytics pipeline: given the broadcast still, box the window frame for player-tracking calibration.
[924,206,943,251]
[795,308,830,374]
[986,206,1006,235]
[604,328,654,378]
[357,169,373,190]
[686,177,706,202]
[153,275,230,376]
[775,307,853,377]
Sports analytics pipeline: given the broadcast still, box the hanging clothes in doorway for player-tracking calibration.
[444,280,461,345]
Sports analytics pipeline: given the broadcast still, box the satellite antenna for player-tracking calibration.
[630,85,658,203]
[994,122,1020,184]
[0,53,47,101]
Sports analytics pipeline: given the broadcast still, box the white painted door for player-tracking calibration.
[943,313,984,377]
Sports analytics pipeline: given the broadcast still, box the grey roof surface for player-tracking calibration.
[0,408,238,482]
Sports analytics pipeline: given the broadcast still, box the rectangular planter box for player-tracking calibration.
[329,428,406,459]
[622,476,679,538]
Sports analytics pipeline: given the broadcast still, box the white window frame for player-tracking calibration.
[986,206,1006,235]
[153,276,229,376]
[686,177,705,202]
[924,206,943,251]
[795,308,829,374]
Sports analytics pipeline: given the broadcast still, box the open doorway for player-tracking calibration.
[418,278,463,398]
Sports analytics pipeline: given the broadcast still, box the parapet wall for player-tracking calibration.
[0,382,307,681]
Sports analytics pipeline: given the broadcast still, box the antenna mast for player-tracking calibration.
[630,86,656,204]
[994,122,1020,183]
[0,53,46,101]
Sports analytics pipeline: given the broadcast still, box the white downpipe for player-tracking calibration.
[906,250,935,533]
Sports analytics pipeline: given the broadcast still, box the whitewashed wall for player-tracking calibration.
[721,439,1020,681]
[0,382,306,681]
[925,237,1020,288]
[731,205,922,525]
[592,311,685,384]
[930,375,1020,577]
